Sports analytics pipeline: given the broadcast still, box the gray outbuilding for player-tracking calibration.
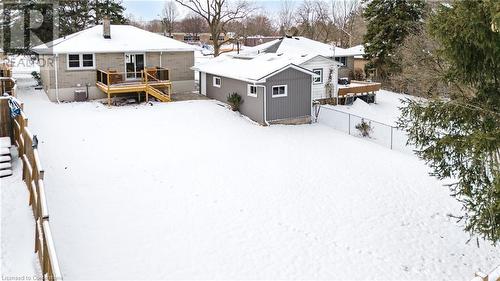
[198,64,314,125]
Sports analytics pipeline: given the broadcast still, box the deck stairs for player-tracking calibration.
[146,84,171,102]
[0,137,12,178]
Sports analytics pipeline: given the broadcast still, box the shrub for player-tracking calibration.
[31,71,42,86]
[355,119,373,137]
[227,92,242,111]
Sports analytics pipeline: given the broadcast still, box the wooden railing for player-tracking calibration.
[96,67,170,87]
[1,96,63,280]
[1,77,16,96]
[0,63,12,78]
[337,80,381,96]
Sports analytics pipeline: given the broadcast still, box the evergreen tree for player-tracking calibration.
[90,0,128,25]
[398,0,500,244]
[363,0,426,79]
[58,0,128,37]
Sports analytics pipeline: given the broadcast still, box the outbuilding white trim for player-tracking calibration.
[271,85,287,98]
[247,84,258,97]
[213,76,221,88]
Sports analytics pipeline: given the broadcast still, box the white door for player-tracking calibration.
[201,72,207,95]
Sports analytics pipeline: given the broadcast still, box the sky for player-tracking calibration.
[122,0,288,21]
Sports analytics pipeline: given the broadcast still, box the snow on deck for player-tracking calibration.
[10,75,499,279]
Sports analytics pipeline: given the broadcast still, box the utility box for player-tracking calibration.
[74,89,87,101]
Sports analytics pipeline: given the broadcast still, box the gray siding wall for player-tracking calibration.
[265,68,312,121]
[205,73,264,124]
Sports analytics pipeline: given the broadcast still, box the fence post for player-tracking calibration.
[348,114,351,135]
[390,127,393,150]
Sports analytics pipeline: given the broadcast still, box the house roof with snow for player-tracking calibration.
[193,52,333,83]
[236,36,364,58]
[33,25,196,55]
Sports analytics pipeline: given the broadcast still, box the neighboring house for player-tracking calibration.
[237,36,366,79]
[33,20,196,102]
[169,32,230,45]
[342,45,368,77]
[244,36,282,47]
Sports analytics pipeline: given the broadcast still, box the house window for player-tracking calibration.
[213,76,221,87]
[67,54,95,69]
[68,54,80,68]
[272,85,287,98]
[335,56,347,66]
[313,68,323,84]
[247,85,257,97]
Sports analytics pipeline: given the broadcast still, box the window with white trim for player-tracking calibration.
[313,68,323,84]
[213,76,221,87]
[335,56,347,66]
[67,53,95,69]
[247,85,257,97]
[271,85,287,97]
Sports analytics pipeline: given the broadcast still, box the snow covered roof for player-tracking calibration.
[236,37,364,58]
[344,45,365,58]
[33,25,196,55]
[193,52,327,83]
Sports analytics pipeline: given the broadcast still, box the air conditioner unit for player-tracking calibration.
[74,89,87,101]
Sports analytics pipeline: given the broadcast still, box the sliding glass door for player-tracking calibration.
[125,53,145,79]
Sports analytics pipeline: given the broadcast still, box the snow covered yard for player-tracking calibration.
[7,75,499,279]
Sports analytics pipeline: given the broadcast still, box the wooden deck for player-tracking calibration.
[96,67,172,105]
[338,80,381,96]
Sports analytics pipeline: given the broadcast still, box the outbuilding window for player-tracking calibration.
[313,68,323,84]
[247,85,257,97]
[272,85,287,98]
[213,76,221,87]
[67,54,95,69]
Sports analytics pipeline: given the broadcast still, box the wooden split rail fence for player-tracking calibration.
[1,96,63,280]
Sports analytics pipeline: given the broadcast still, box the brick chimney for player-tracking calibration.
[103,16,111,39]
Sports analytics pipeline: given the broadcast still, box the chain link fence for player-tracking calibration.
[318,105,415,154]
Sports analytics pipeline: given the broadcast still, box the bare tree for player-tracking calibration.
[175,0,253,56]
[296,0,332,42]
[180,13,208,35]
[330,0,360,47]
[162,1,179,36]
[278,0,295,35]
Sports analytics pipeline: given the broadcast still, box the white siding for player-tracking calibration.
[300,56,337,100]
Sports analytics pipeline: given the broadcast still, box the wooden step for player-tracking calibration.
[0,155,11,163]
[0,147,10,156]
[0,162,12,170]
[0,169,12,178]
[0,137,11,148]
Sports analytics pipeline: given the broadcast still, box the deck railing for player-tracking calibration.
[96,67,170,86]
[1,77,16,96]
[337,80,381,96]
[0,96,63,280]
[0,63,12,78]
